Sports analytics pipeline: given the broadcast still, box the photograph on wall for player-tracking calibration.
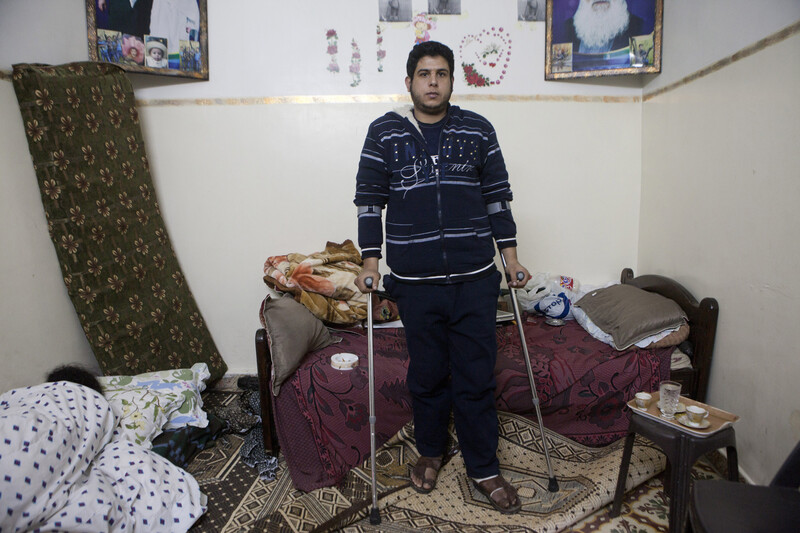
[86,0,209,80]
[519,0,546,22]
[379,0,412,22]
[428,0,461,16]
[545,0,661,79]
[180,40,202,73]
[144,36,168,68]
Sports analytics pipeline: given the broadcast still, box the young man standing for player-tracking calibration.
[354,41,529,514]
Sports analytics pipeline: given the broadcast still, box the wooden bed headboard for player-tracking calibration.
[620,268,719,402]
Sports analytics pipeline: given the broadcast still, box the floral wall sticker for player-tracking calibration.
[412,12,436,45]
[376,24,386,72]
[459,27,512,87]
[350,39,362,87]
[326,29,340,73]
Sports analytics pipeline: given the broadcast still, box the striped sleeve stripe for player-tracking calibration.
[360,153,384,163]
[379,131,414,142]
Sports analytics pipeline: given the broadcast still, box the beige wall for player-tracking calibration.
[640,25,800,483]
[0,1,642,391]
[2,0,799,485]
[0,80,642,390]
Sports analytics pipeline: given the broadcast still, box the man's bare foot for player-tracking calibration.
[409,455,443,494]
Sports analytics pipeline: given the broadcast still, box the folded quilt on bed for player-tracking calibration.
[263,240,367,325]
[0,381,206,532]
[273,315,672,491]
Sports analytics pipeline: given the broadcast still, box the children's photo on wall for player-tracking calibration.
[145,36,168,68]
[379,0,412,22]
[87,0,208,79]
[428,0,461,15]
[122,34,145,65]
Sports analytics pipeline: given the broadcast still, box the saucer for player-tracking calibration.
[677,414,710,429]
[659,401,686,414]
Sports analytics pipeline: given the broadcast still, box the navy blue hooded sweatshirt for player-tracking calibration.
[354,104,517,284]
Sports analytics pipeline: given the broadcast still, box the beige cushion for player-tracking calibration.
[575,284,687,350]
[262,295,336,395]
[646,322,690,349]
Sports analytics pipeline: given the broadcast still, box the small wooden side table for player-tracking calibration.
[610,394,740,533]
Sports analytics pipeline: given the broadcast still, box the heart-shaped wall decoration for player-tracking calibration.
[459,27,512,87]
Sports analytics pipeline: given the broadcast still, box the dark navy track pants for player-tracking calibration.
[384,271,501,479]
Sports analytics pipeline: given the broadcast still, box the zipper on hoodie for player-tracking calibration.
[433,124,450,282]
[408,111,451,282]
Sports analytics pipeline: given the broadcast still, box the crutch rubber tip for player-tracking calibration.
[548,477,559,492]
[369,507,381,524]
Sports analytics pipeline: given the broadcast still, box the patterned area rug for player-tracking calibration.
[187,388,729,532]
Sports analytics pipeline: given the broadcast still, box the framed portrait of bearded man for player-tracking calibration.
[545,0,662,79]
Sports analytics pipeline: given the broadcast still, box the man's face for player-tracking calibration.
[405,55,453,122]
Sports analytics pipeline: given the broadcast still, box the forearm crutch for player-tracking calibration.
[499,255,559,493]
[365,277,381,524]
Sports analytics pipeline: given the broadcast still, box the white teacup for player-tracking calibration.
[686,405,709,424]
[634,392,652,409]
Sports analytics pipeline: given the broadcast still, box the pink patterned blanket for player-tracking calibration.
[274,314,672,491]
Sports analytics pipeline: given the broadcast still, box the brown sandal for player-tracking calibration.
[472,475,522,514]
[409,455,443,494]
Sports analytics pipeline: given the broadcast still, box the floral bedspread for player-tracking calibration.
[263,240,368,325]
[274,315,672,491]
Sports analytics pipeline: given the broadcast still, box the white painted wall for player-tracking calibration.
[640,2,800,483]
[2,0,797,485]
[644,0,800,93]
[0,0,641,392]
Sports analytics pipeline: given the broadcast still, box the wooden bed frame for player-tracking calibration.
[255,268,719,456]
[620,268,719,404]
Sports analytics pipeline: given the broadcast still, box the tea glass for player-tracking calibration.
[659,380,681,420]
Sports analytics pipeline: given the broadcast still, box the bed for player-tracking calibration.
[255,268,719,491]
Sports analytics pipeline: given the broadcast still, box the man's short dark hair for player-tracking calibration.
[406,41,455,79]
[46,364,104,394]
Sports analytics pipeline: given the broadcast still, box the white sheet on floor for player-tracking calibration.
[0,381,206,532]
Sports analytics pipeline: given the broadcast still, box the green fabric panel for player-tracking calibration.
[12,62,227,383]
